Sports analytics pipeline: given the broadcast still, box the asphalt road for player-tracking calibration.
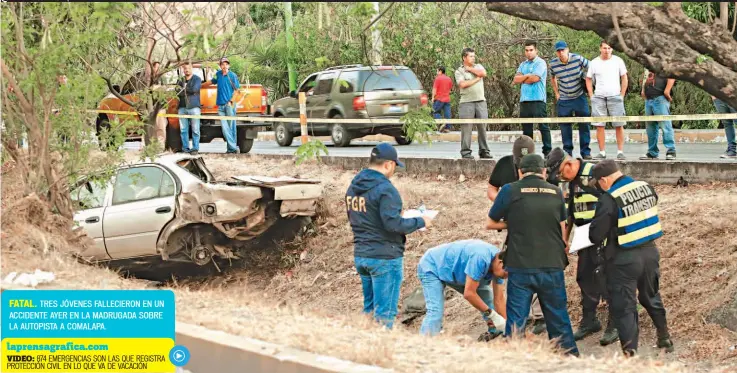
[125,138,734,162]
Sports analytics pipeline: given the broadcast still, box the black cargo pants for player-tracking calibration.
[577,245,612,323]
[606,244,670,352]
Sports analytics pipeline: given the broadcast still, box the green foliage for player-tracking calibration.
[696,54,713,64]
[295,139,329,166]
[400,107,436,144]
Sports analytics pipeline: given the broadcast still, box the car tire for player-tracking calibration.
[274,122,294,147]
[237,127,254,154]
[394,135,413,146]
[165,125,183,152]
[331,115,351,147]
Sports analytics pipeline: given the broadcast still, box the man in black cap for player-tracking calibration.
[203,57,241,153]
[486,135,546,335]
[545,147,618,346]
[486,154,579,356]
[588,160,674,357]
[346,143,433,329]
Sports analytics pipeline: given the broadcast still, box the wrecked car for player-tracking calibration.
[70,153,322,267]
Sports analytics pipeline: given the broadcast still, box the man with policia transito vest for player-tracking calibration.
[487,135,547,335]
[588,160,674,357]
[545,148,618,346]
[486,154,579,357]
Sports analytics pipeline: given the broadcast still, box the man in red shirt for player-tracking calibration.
[432,66,453,132]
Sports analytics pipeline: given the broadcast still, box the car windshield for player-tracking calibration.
[358,69,422,92]
[176,158,209,182]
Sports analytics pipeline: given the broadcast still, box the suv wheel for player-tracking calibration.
[394,135,413,146]
[274,122,294,147]
[330,114,351,147]
[236,127,254,154]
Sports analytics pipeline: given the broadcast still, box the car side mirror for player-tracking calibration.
[289,90,297,98]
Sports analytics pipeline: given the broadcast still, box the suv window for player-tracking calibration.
[112,166,175,205]
[314,72,337,95]
[337,71,359,93]
[359,69,423,92]
[72,180,107,210]
[299,75,318,94]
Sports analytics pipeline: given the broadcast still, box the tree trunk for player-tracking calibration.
[370,2,383,65]
[720,2,730,29]
[485,2,737,109]
[318,3,323,30]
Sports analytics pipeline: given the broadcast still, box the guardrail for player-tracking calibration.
[88,109,737,125]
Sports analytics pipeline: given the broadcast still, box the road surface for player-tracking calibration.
[125,139,734,162]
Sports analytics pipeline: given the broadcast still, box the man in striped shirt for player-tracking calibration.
[550,41,592,159]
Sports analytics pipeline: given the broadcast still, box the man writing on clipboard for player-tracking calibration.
[545,147,618,346]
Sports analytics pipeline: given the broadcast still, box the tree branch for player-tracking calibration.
[611,7,630,54]
[101,76,136,107]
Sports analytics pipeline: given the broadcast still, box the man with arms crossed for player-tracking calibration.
[586,41,628,160]
[514,40,551,157]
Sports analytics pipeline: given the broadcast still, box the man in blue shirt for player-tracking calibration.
[205,57,241,153]
[417,239,507,339]
[513,40,551,157]
[550,41,592,159]
[346,143,432,329]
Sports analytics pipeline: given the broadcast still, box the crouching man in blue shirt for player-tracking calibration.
[417,239,507,339]
[346,143,432,329]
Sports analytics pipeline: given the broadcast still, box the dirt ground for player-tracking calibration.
[1,153,736,372]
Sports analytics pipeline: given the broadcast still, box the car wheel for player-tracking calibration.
[236,127,254,153]
[331,115,351,147]
[394,135,413,145]
[165,125,183,152]
[274,122,293,147]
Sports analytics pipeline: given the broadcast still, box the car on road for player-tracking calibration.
[70,153,322,267]
[270,64,429,147]
[96,63,269,154]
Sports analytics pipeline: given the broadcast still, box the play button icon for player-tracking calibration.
[169,345,190,367]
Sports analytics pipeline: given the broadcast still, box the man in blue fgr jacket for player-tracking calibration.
[346,143,433,329]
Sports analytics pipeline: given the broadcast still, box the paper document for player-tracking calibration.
[402,209,439,231]
[569,223,594,254]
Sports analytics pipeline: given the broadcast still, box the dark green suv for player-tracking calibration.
[270,64,428,147]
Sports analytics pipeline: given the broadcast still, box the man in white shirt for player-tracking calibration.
[586,41,628,160]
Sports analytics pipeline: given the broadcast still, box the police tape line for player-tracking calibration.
[87,109,737,125]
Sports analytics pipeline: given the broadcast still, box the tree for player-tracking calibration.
[485,2,737,109]
[96,2,240,148]
[1,2,131,218]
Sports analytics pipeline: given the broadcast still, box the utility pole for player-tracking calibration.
[283,2,298,92]
[370,2,383,65]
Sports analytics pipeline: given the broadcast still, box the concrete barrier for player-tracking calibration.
[176,322,391,373]
[246,153,737,184]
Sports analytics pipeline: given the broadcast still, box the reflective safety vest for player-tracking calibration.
[608,176,663,249]
[571,162,598,224]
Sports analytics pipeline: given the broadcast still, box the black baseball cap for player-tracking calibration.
[370,142,405,168]
[545,147,567,170]
[591,159,620,182]
[519,154,545,174]
[512,135,535,166]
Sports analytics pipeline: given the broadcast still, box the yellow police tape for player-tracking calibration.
[87,109,737,125]
[2,338,175,372]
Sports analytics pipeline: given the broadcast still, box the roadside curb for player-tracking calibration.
[242,153,737,184]
[255,129,729,144]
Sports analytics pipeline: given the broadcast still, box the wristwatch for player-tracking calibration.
[482,309,492,317]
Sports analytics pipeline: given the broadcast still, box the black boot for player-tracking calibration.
[599,316,619,346]
[531,319,546,335]
[573,317,602,341]
[657,328,675,353]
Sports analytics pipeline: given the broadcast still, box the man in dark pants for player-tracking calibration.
[546,147,618,346]
[588,160,674,356]
[486,135,546,335]
[486,154,579,357]
[513,40,551,157]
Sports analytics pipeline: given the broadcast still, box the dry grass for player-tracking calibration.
[1,153,736,373]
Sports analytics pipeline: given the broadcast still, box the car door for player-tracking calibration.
[102,165,177,259]
[308,71,337,133]
[71,179,111,260]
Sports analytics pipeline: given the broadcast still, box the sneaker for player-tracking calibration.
[461,154,474,159]
[639,153,658,160]
[665,152,676,160]
[479,153,493,159]
[531,319,546,335]
[573,319,602,341]
[599,326,619,346]
[190,150,199,156]
[657,337,675,353]
[616,153,626,160]
[593,153,606,160]
[582,154,593,160]
[720,151,737,159]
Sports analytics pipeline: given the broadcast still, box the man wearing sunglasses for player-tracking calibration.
[545,147,618,346]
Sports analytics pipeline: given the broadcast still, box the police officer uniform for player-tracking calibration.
[546,148,618,345]
[588,160,674,356]
[488,154,579,356]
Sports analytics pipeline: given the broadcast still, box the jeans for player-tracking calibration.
[178,107,201,152]
[433,101,452,130]
[417,268,496,336]
[520,101,552,156]
[644,96,676,157]
[355,256,404,329]
[459,101,490,157]
[505,270,579,356]
[218,103,238,153]
[557,95,591,157]
[713,98,737,153]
